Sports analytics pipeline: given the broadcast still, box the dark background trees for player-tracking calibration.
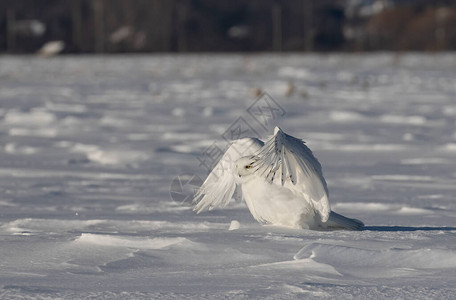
[1,0,456,54]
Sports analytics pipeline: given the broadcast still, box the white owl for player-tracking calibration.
[193,127,364,230]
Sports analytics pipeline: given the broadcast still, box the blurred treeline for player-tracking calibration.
[2,0,456,54]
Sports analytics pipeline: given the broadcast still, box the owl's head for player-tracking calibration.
[234,156,258,183]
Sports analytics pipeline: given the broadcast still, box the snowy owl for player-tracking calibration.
[193,127,364,230]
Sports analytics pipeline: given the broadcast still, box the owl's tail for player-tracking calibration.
[324,211,364,231]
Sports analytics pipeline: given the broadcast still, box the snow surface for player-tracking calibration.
[1,53,456,299]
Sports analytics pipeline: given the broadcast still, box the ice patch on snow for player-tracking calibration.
[99,115,132,128]
[0,200,16,207]
[441,143,456,151]
[1,219,218,235]
[372,175,433,182]
[3,109,56,126]
[4,143,39,155]
[70,143,148,165]
[169,144,196,153]
[401,158,449,165]
[443,106,456,116]
[397,206,431,215]
[279,284,331,297]
[329,110,366,122]
[332,202,432,215]
[75,234,187,250]
[172,108,186,117]
[333,202,392,212]
[278,66,311,79]
[380,114,427,126]
[2,219,105,234]
[0,167,153,181]
[3,109,58,137]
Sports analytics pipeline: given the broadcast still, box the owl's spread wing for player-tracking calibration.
[252,127,330,221]
[193,138,263,213]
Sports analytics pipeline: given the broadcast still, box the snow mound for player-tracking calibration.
[295,242,456,274]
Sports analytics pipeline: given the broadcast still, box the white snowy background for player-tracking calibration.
[1,54,456,299]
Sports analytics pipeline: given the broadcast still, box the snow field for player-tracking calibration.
[1,53,456,298]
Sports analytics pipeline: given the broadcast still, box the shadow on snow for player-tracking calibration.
[363,226,456,232]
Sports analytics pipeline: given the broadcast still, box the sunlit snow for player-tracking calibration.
[1,53,456,298]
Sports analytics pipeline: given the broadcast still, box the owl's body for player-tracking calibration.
[193,127,363,231]
[241,177,318,229]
